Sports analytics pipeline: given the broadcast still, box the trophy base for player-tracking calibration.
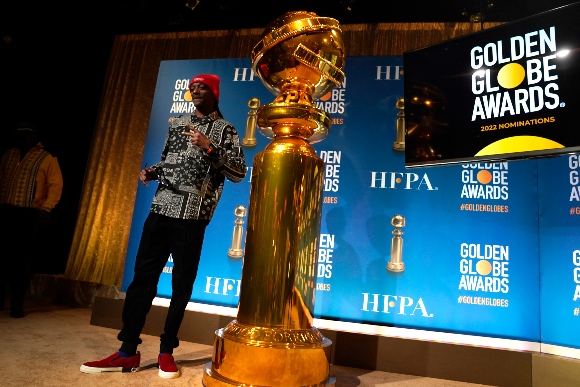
[202,321,335,387]
[241,138,256,146]
[227,248,243,258]
[392,141,405,151]
[387,261,405,272]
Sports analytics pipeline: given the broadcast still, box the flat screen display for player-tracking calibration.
[403,2,580,167]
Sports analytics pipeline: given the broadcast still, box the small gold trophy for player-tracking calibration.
[393,98,405,151]
[203,10,345,387]
[241,97,259,147]
[227,205,246,258]
[387,214,405,272]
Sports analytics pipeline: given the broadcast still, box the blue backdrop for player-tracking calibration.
[121,57,580,356]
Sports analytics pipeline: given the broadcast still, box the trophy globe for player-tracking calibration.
[251,10,345,144]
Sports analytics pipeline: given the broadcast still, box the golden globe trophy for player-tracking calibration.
[202,11,345,387]
[241,97,259,146]
[393,98,405,151]
[227,205,246,258]
[387,214,406,272]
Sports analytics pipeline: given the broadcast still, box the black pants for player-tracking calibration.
[118,212,208,355]
[0,204,44,312]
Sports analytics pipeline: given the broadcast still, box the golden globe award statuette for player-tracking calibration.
[242,97,259,147]
[387,214,405,272]
[227,205,246,258]
[393,98,405,151]
[202,10,345,387]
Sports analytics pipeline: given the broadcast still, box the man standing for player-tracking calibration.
[0,122,63,318]
[80,74,246,379]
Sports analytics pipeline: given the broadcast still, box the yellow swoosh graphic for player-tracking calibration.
[475,135,564,156]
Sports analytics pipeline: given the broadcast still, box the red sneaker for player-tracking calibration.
[80,352,140,374]
[158,353,180,379]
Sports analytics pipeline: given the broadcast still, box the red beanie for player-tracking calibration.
[189,74,220,103]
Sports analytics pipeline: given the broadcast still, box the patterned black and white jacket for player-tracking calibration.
[149,111,246,221]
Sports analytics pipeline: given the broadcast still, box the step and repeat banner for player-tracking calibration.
[538,154,580,357]
[121,57,579,356]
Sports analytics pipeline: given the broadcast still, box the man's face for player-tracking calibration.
[12,129,38,150]
[189,82,215,111]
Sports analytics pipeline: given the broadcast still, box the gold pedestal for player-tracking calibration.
[202,322,335,386]
[203,132,335,387]
[202,11,344,387]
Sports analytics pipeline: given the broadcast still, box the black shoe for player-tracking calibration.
[10,308,25,318]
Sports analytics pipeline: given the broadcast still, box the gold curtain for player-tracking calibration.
[64,22,502,287]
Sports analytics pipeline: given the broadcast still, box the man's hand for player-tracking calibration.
[183,125,211,151]
[139,167,158,186]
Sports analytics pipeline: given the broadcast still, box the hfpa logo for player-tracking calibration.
[370,171,438,190]
[204,277,241,297]
[362,293,433,317]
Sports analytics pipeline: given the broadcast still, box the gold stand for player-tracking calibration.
[203,11,344,386]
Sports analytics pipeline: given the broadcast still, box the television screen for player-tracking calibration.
[403,2,580,167]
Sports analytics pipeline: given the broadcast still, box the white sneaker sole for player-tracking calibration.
[80,364,140,373]
[158,368,180,379]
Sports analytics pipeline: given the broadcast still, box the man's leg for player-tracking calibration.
[159,218,208,354]
[117,213,172,354]
[0,204,16,312]
[7,207,37,318]
[81,212,171,375]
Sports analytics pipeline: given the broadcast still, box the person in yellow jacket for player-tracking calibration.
[0,122,63,318]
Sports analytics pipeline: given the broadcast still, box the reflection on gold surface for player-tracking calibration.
[237,146,323,329]
[203,10,344,387]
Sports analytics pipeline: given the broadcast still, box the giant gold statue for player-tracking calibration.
[203,11,345,387]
